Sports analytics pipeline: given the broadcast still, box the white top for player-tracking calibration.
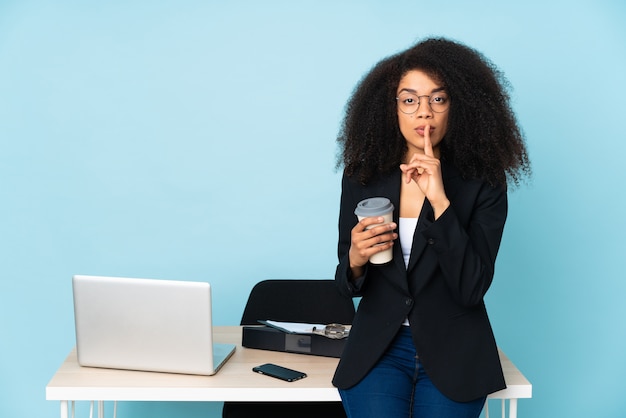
[399,217,418,326]
[399,217,418,268]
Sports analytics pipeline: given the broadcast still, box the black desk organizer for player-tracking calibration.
[241,325,347,358]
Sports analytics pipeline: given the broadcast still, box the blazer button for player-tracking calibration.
[427,238,435,245]
[405,298,413,306]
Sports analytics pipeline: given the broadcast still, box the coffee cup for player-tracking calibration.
[354,197,395,264]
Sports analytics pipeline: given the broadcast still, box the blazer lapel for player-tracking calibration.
[371,163,463,295]
[406,199,433,273]
[369,170,410,294]
[406,161,462,275]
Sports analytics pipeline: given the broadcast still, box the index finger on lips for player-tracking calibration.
[424,124,434,157]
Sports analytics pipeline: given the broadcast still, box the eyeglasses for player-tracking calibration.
[396,91,450,114]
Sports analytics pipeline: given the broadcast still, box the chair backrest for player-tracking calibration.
[240,279,355,326]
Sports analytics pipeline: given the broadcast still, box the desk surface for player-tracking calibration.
[46,326,531,402]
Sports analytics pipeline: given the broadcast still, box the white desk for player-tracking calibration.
[46,326,531,418]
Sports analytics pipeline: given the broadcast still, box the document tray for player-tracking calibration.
[242,325,347,358]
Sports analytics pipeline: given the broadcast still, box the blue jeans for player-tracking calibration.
[339,327,485,418]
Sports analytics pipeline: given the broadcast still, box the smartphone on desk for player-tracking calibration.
[252,363,307,382]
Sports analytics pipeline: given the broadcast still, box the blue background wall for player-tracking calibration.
[1,1,625,417]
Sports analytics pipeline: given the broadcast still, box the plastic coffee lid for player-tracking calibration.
[354,197,394,217]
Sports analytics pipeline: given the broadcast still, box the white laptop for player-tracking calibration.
[72,275,236,375]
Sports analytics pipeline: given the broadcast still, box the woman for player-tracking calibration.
[333,37,531,418]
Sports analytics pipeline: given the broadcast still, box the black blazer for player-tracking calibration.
[332,164,507,402]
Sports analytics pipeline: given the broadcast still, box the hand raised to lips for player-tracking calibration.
[399,124,450,218]
[400,124,435,184]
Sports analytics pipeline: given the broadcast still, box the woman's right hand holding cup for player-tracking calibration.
[349,217,397,278]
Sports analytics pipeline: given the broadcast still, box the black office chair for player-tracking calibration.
[222,279,354,418]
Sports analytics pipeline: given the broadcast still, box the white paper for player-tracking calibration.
[260,320,326,334]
